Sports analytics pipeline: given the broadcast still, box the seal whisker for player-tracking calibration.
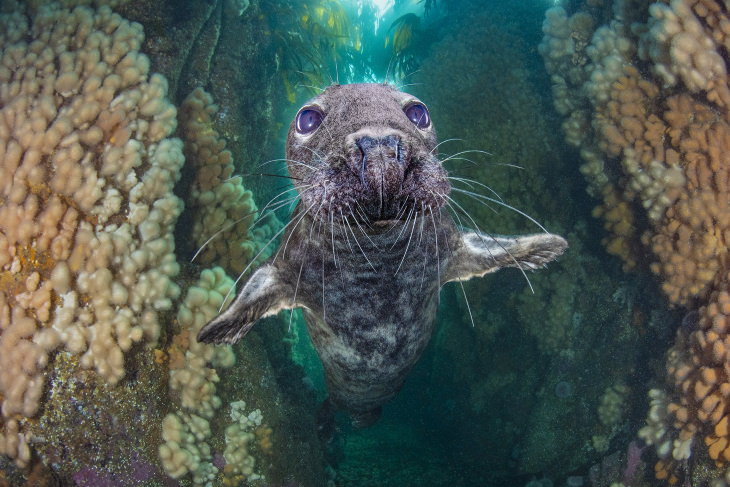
[417,204,427,291]
[393,67,422,90]
[437,192,487,263]
[330,209,337,268]
[191,208,258,263]
[330,207,345,286]
[258,184,310,214]
[448,186,499,215]
[458,279,476,328]
[191,187,308,263]
[439,156,480,166]
[352,213,380,250]
[390,206,415,251]
[288,261,305,333]
[432,199,455,262]
[451,187,549,234]
[275,197,322,264]
[219,204,313,312]
[249,187,309,229]
[294,71,326,91]
[394,208,419,276]
[257,157,294,167]
[258,157,318,171]
[427,205,442,299]
[343,214,376,272]
[242,172,303,181]
[339,208,355,256]
[446,159,525,171]
[447,176,476,189]
[427,200,474,327]
[307,199,327,244]
[440,149,494,159]
[385,203,409,234]
[430,138,464,154]
[439,153,524,171]
[397,82,424,90]
[447,176,505,203]
[289,161,320,172]
[443,193,536,294]
[416,203,426,248]
[353,202,374,229]
[384,54,396,86]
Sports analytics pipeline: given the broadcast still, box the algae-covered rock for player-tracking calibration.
[384,0,671,480]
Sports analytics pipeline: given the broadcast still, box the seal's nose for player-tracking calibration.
[354,135,402,186]
[356,135,401,161]
[351,134,406,219]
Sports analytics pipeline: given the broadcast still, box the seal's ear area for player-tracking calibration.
[197,264,294,344]
[444,232,568,283]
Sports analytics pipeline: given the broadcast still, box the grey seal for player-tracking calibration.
[198,83,567,427]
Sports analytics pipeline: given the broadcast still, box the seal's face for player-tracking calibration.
[286,83,450,224]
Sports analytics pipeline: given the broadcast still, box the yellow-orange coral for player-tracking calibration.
[592,186,639,271]
[540,0,730,479]
[255,424,274,455]
[659,285,730,467]
[647,97,730,306]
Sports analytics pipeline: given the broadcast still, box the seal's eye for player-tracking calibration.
[404,102,430,129]
[296,108,323,134]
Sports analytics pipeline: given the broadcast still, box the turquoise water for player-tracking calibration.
[0,0,722,486]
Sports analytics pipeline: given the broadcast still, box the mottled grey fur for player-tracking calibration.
[198,83,567,427]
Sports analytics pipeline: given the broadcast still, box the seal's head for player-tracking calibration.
[286,83,450,224]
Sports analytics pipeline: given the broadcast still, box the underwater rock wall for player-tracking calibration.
[115,0,281,199]
[399,0,668,481]
[0,1,326,485]
[540,0,730,484]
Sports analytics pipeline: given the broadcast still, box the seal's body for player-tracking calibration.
[198,83,567,426]
[285,206,450,424]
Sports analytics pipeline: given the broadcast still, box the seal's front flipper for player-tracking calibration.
[445,232,567,283]
[197,264,294,344]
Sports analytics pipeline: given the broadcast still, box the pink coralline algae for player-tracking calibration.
[72,451,178,487]
[621,441,646,486]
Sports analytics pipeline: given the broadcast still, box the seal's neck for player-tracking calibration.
[287,204,454,258]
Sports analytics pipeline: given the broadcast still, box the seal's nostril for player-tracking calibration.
[359,153,367,186]
[381,135,399,149]
[355,135,401,153]
[353,134,404,187]
[356,136,374,152]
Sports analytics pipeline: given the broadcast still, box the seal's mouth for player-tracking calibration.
[292,131,450,227]
[372,219,402,227]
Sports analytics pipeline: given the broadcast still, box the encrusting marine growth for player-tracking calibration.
[541,0,730,482]
[179,87,281,277]
[0,2,281,482]
[0,2,182,467]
